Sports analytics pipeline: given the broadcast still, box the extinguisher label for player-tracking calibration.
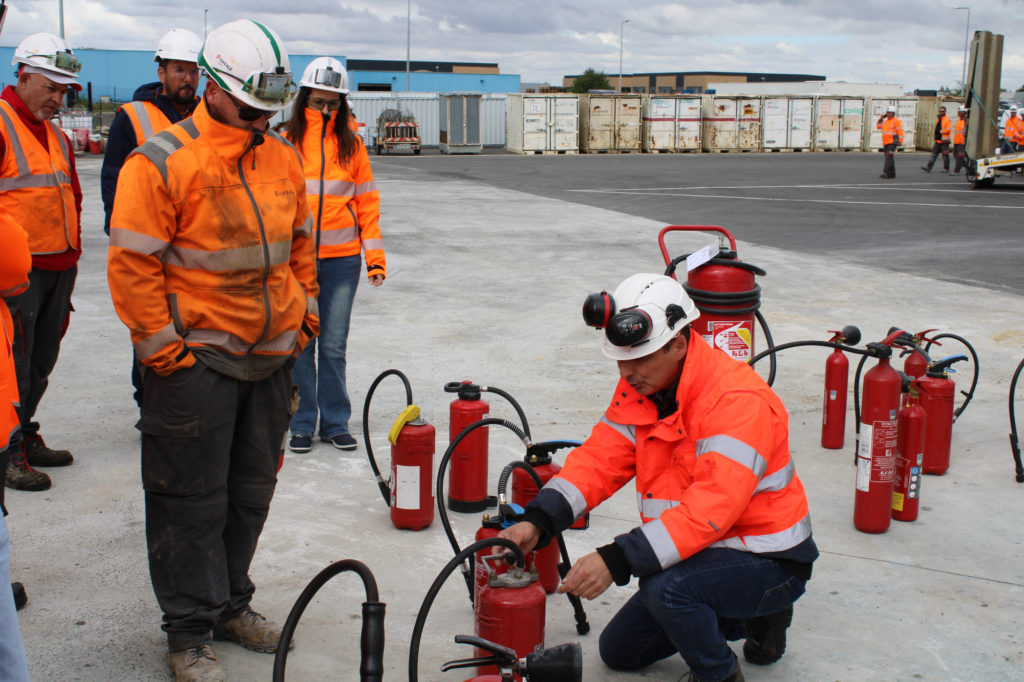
[395,464,421,510]
[856,420,898,492]
[706,321,754,362]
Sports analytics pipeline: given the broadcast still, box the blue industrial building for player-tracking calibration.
[0,47,519,103]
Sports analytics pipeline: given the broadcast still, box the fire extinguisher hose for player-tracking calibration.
[408,537,526,682]
[273,559,385,682]
[1009,357,1024,483]
[362,369,415,506]
[443,382,533,440]
[922,333,980,422]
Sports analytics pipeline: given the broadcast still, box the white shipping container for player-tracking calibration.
[840,98,865,149]
[762,97,812,150]
[642,96,702,151]
[506,93,579,153]
[814,97,864,150]
[579,94,642,152]
[866,97,917,151]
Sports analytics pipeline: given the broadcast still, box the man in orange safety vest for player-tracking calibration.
[877,105,903,179]
[921,105,952,173]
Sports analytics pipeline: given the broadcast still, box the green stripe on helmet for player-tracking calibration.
[249,19,282,66]
[197,50,230,90]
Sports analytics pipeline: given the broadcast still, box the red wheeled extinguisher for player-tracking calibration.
[659,225,766,364]
[917,355,968,475]
[892,380,926,522]
[445,381,492,513]
[821,326,861,449]
[853,334,903,534]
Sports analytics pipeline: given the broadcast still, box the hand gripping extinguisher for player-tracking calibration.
[853,331,904,534]
[444,381,534,513]
[273,559,386,682]
[822,326,862,449]
[361,369,435,530]
[408,537,555,681]
[440,636,582,682]
[916,355,968,475]
[892,376,926,522]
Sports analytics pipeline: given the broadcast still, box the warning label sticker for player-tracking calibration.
[708,321,754,362]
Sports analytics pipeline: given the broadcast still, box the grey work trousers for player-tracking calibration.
[925,141,950,171]
[881,142,898,178]
[137,359,291,651]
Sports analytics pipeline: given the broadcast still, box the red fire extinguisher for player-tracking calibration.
[389,405,436,531]
[853,333,904,534]
[902,329,938,381]
[445,381,492,513]
[821,326,861,449]
[658,225,766,365]
[474,557,546,680]
[917,355,968,475]
[892,379,926,522]
[474,501,537,605]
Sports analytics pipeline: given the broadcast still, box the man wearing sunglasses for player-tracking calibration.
[0,32,84,494]
[500,273,818,682]
[108,19,318,682]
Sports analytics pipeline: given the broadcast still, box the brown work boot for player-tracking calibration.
[743,605,793,665]
[212,606,287,653]
[5,451,51,491]
[24,434,73,467]
[168,644,225,682]
[680,657,745,682]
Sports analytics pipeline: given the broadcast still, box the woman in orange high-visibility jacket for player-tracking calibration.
[282,58,385,453]
[500,274,817,682]
[953,108,969,175]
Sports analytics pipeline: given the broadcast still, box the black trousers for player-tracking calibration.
[953,143,968,173]
[882,142,898,177]
[925,141,950,171]
[138,360,291,651]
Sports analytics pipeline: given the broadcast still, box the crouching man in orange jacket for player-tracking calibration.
[500,274,818,682]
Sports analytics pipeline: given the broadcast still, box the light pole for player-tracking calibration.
[204,9,208,40]
[406,0,411,91]
[618,19,629,92]
[955,6,970,96]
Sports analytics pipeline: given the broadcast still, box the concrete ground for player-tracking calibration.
[5,150,1024,681]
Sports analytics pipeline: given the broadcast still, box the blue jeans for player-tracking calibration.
[598,547,807,681]
[0,516,30,681]
[290,255,360,439]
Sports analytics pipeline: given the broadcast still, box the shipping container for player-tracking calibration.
[762,96,813,150]
[915,97,965,150]
[866,97,918,151]
[438,93,483,154]
[505,93,579,153]
[702,96,761,151]
[813,97,864,150]
[642,95,702,151]
[579,94,642,152]
[481,94,507,146]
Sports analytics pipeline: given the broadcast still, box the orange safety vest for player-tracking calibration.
[296,107,385,276]
[0,213,30,450]
[118,100,174,146]
[954,118,967,145]
[0,100,78,255]
[107,99,320,379]
[937,115,952,143]
[1005,115,1024,145]
[547,334,812,570]
[877,116,904,146]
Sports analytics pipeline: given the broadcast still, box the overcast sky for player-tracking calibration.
[4,0,1024,91]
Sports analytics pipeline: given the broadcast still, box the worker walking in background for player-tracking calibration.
[1001,105,1023,154]
[877,105,903,179]
[0,33,83,492]
[921,105,951,173]
[951,107,968,175]
[282,57,385,454]
[107,19,319,681]
[100,28,201,410]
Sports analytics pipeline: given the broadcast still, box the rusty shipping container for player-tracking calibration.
[813,97,864,150]
[505,93,579,153]
[579,94,642,152]
[642,95,702,151]
[703,96,762,151]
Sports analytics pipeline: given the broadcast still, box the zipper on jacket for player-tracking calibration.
[314,112,329,270]
[238,131,272,353]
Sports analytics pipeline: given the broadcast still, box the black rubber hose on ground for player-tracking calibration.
[361,369,414,506]
[1008,357,1024,483]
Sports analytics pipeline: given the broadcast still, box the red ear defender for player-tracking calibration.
[583,291,614,329]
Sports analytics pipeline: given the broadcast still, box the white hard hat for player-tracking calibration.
[198,19,296,111]
[12,32,81,89]
[958,106,967,113]
[886,105,897,113]
[300,57,349,94]
[1011,105,1019,112]
[583,273,700,361]
[155,28,201,63]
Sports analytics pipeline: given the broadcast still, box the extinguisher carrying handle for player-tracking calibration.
[658,225,738,269]
[441,635,517,672]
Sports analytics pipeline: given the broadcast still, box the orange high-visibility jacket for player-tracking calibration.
[1005,115,1024,145]
[954,118,967,145]
[0,212,30,450]
[295,107,385,276]
[0,100,78,255]
[119,100,174,146]
[539,333,813,575]
[937,115,952,143]
[107,99,320,379]
[877,116,904,146]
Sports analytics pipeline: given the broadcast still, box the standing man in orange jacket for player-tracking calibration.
[108,19,319,681]
[0,33,83,493]
[500,274,818,682]
[952,107,969,175]
[876,105,903,179]
[921,105,952,173]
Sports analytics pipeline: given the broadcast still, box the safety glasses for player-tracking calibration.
[309,67,342,89]
[241,68,295,103]
[227,94,274,122]
[307,96,342,111]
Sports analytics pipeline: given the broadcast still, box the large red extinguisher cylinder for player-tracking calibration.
[474,565,546,680]
[916,355,967,475]
[892,384,926,522]
[821,326,860,450]
[685,252,765,364]
[389,408,435,531]
[446,381,491,513]
[853,342,902,534]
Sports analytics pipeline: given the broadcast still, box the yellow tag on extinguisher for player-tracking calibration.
[388,404,421,445]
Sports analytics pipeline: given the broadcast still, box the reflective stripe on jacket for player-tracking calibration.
[107,98,320,379]
[542,333,812,576]
[0,212,29,451]
[1005,116,1024,145]
[0,100,78,255]
[953,118,967,145]
[297,107,385,275]
[937,115,952,142]
[119,100,173,146]
[877,116,904,146]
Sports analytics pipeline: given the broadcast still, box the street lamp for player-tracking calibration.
[406,0,411,91]
[618,19,630,92]
[955,6,970,96]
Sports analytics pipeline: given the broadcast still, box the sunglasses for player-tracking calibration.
[227,94,273,122]
[307,96,342,111]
